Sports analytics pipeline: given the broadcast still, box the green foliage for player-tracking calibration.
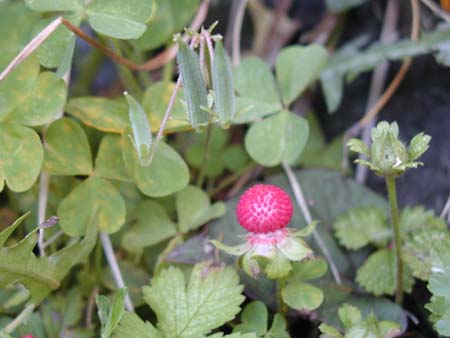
[319,304,400,338]
[426,267,450,336]
[97,288,126,338]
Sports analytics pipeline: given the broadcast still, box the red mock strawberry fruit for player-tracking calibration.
[236,184,293,233]
[211,184,315,279]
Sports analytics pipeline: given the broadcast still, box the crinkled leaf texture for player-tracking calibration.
[426,267,450,336]
[142,262,244,338]
[0,213,97,304]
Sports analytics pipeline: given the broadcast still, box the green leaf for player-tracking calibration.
[0,123,43,193]
[281,282,324,311]
[356,249,414,296]
[44,117,93,175]
[212,41,236,126]
[333,206,388,250]
[428,267,450,298]
[233,97,281,124]
[233,57,281,105]
[65,97,129,133]
[408,132,431,161]
[176,185,226,233]
[142,81,191,133]
[177,41,209,130]
[133,0,199,51]
[125,92,153,166]
[95,134,131,182]
[58,176,126,236]
[347,139,369,157]
[319,323,343,338]
[244,110,309,167]
[290,258,328,282]
[97,289,126,338]
[276,45,328,106]
[24,0,83,11]
[114,312,163,338]
[222,145,250,172]
[1,72,67,126]
[122,128,189,197]
[121,200,178,253]
[338,304,362,329]
[0,214,97,304]
[233,301,268,336]
[86,0,154,39]
[143,262,244,338]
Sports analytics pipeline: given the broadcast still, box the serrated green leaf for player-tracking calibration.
[95,134,131,182]
[0,214,97,304]
[121,200,177,253]
[356,249,414,296]
[212,41,235,126]
[338,304,361,329]
[65,97,129,133]
[276,45,328,106]
[0,123,43,193]
[2,71,67,126]
[143,262,244,338]
[408,132,431,161]
[122,128,189,197]
[333,206,388,250]
[86,0,154,39]
[233,301,268,336]
[233,57,281,105]
[177,41,209,130]
[58,176,126,236]
[125,92,153,166]
[114,312,163,338]
[244,110,309,167]
[347,139,369,157]
[142,81,190,133]
[44,117,93,175]
[428,267,450,298]
[24,0,83,11]
[281,282,324,311]
[176,185,226,233]
[133,0,199,51]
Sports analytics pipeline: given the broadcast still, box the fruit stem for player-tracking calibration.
[386,175,403,304]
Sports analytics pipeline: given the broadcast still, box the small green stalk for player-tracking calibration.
[196,122,213,187]
[386,175,403,304]
[276,278,288,316]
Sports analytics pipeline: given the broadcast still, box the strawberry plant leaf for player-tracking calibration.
[58,176,126,236]
[114,312,163,338]
[276,45,328,106]
[44,117,93,176]
[244,110,309,167]
[0,123,43,193]
[143,262,244,338]
[86,0,154,39]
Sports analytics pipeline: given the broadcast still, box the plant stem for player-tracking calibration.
[276,278,288,315]
[196,123,213,187]
[386,175,403,304]
[1,303,35,334]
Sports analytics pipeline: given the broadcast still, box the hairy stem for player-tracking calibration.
[386,175,403,304]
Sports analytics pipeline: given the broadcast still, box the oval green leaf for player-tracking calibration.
[244,110,309,167]
[44,117,93,175]
[58,176,126,236]
[281,282,324,311]
[0,123,43,192]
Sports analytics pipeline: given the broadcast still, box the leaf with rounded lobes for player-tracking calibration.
[122,128,189,197]
[132,0,199,51]
[282,282,324,311]
[212,41,236,127]
[86,0,154,39]
[58,176,126,236]
[356,249,414,296]
[0,213,97,304]
[65,97,129,133]
[244,110,309,167]
[177,41,209,130]
[44,117,93,176]
[24,0,83,11]
[125,92,152,167]
[121,200,178,253]
[142,81,191,133]
[4,71,67,126]
[176,185,226,233]
[143,262,244,338]
[276,45,328,106]
[0,123,43,193]
[95,134,131,182]
[233,57,281,105]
